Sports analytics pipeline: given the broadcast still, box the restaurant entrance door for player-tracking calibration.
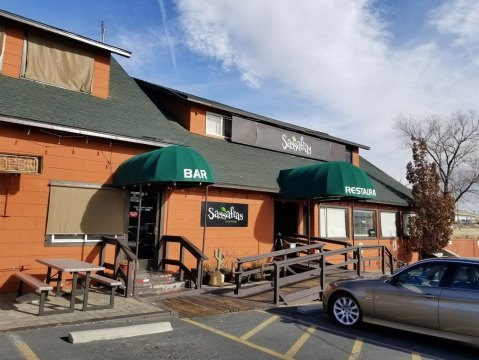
[128,191,161,270]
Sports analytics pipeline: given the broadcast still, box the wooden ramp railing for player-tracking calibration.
[235,238,395,305]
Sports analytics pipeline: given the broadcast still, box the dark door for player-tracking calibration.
[128,191,161,270]
[274,201,299,236]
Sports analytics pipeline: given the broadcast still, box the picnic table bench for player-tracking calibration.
[14,271,53,316]
[78,272,122,309]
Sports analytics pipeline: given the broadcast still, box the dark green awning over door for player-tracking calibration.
[113,145,216,188]
[278,161,376,200]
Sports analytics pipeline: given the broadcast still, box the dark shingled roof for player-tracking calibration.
[0,56,411,207]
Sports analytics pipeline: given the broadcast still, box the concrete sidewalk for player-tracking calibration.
[0,288,172,332]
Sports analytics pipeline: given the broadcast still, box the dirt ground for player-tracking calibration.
[452,223,479,239]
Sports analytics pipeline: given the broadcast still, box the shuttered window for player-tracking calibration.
[320,207,348,238]
[380,211,397,238]
[23,31,95,93]
[46,181,127,244]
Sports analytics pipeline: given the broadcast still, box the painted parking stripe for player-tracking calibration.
[240,315,279,341]
[284,324,316,358]
[8,334,40,360]
[182,317,288,359]
[349,338,363,360]
[412,353,422,360]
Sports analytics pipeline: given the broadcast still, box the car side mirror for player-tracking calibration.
[386,276,398,285]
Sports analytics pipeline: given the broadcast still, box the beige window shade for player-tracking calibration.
[46,184,127,235]
[24,31,94,93]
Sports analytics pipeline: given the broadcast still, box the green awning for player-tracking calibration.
[278,161,376,200]
[113,145,216,187]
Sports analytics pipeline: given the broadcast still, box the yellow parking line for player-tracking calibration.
[285,325,316,358]
[8,334,40,360]
[240,315,279,341]
[349,338,363,360]
[412,353,422,360]
[181,317,287,359]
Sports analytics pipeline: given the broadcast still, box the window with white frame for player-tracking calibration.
[206,112,231,137]
[45,181,127,244]
[353,209,377,238]
[380,211,397,238]
[320,207,348,238]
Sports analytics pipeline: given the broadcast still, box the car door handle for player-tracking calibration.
[422,294,438,299]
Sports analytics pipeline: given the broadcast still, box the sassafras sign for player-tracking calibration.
[201,202,248,227]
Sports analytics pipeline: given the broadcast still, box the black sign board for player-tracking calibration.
[201,202,248,227]
[231,116,347,161]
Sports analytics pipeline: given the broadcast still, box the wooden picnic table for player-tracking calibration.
[36,258,105,313]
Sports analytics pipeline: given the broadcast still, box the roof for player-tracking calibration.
[0,9,130,57]
[136,79,370,150]
[0,55,411,207]
[359,157,412,206]
[0,58,186,147]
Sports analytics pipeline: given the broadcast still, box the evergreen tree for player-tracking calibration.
[405,139,455,258]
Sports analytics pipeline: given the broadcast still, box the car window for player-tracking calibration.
[396,263,448,287]
[451,264,479,290]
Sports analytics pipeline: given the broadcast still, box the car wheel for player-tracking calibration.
[330,293,362,327]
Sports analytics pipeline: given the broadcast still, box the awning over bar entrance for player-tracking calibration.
[113,145,216,188]
[278,161,376,200]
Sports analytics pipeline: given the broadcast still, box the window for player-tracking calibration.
[380,211,397,238]
[451,264,479,290]
[22,31,95,93]
[206,112,231,137]
[320,207,348,238]
[353,209,376,238]
[396,262,448,287]
[403,212,416,237]
[45,181,127,244]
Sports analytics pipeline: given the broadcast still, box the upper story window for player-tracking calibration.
[206,112,232,137]
[22,31,95,93]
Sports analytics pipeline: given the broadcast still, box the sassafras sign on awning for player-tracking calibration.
[278,161,376,200]
[112,145,216,188]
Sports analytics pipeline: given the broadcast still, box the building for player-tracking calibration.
[0,10,413,293]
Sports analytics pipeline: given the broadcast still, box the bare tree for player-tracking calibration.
[406,139,455,258]
[396,111,479,204]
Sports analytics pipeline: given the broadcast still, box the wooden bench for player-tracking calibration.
[78,272,122,309]
[14,271,53,316]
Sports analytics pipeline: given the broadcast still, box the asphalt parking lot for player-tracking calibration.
[2,305,478,360]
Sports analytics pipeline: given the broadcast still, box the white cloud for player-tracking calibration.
[175,0,479,180]
[430,0,479,46]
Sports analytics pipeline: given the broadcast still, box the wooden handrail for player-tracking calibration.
[158,235,208,289]
[100,236,137,297]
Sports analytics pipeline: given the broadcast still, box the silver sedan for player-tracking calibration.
[322,257,479,345]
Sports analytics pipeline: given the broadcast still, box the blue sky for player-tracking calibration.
[1,1,478,198]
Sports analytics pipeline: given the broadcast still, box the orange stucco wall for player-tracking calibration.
[163,187,275,270]
[446,239,479,257]
[189,106,206,135]
[0,124,147,291]
[2,22,24,78]
[92,51,111,99]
